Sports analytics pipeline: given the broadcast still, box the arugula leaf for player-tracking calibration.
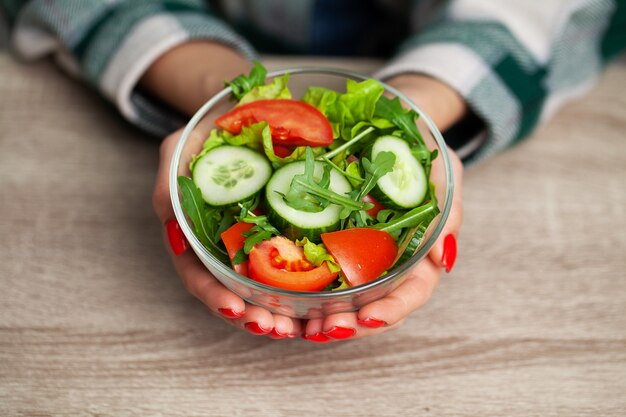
[374,96,439,175]
[319,126,374,161]
[337,151,395,220]
[356,151,395,201]
[392,212,436,268]
[232,248,247,266]
[374,96,424,145]
[239,215,280,254]
[225,61,267,102]
[177,176,230,264]
[237,195,260,218]
[373,194,440,234]
[344,160,364,187]
[295,238,341,273]
[320,157,363,187]
[281,147,371,214]
[239,74,291,105]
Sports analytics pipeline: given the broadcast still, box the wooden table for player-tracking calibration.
[1,53,625,416]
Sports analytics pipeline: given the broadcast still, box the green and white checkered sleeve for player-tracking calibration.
[377,0,626,164]
[4,0,256,136]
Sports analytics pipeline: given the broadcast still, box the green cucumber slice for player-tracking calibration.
[370,135,427,209]
[265,161,352,242]
[393,212,436,268]
[192,145,272,206]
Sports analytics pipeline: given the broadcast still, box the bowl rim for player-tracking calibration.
[170,66,454,299]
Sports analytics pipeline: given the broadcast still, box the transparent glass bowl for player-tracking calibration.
[170,68,454,319]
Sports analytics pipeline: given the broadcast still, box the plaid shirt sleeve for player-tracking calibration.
[1,0,256,136]
[376,0,626,164]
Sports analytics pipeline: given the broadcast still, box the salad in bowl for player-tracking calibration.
[170,63,453,318]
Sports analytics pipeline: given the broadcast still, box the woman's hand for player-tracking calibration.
[300,74,466,342]
[301,149,463,342]
[145,43,306,338]
[153,129,305,339]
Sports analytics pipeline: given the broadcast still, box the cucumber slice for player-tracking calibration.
[393,212,436,268]
[265,161,352,242]
[192,145,272,206]
[370,135,427,209]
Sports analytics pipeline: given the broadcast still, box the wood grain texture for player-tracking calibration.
[1,54,625,417]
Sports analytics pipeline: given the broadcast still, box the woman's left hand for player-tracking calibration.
[301,146,463,342]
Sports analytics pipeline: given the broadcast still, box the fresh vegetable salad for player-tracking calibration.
[178,63,440,292]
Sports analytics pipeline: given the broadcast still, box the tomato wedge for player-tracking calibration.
[221,221,254,276]
[321,228,397,287]
[215,99,333,147]
[248,236,338,291]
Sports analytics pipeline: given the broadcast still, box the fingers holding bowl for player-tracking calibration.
[298,257,440,343]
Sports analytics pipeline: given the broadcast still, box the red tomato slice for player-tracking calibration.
[321,228,397,287]
[248,236,338,291]
[363,194,385,218]
[221,222,254,276]
[215,99,333,147]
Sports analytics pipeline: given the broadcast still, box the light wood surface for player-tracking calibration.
[1,53,625,417]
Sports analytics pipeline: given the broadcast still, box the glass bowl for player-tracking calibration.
[170,68,454,319]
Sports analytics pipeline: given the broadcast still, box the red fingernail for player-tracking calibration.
[442,234,457,273]
[166,219,189,256]
[324,326,356,340]
[302,332,331,343]
[357,318,387,328]
[269,328,288,339]
[244,322,270,335]
[218,308,245,319]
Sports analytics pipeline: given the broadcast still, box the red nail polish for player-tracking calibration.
[302,332,331,343]
[218,308,245,319]
[245,322,270,335]
[357,318,387,328]
[324,326,356,339]
[269,328,288,339]
[166,219,189,256]
[442,234,457,273]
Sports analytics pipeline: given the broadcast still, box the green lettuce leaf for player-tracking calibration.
[374,96,424,147]
[340,79,385,126]
[257,122,309,165]
[238,74,291,105]
[295,238,341,273]
[223,123,266,151]
[302,79,385,139]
